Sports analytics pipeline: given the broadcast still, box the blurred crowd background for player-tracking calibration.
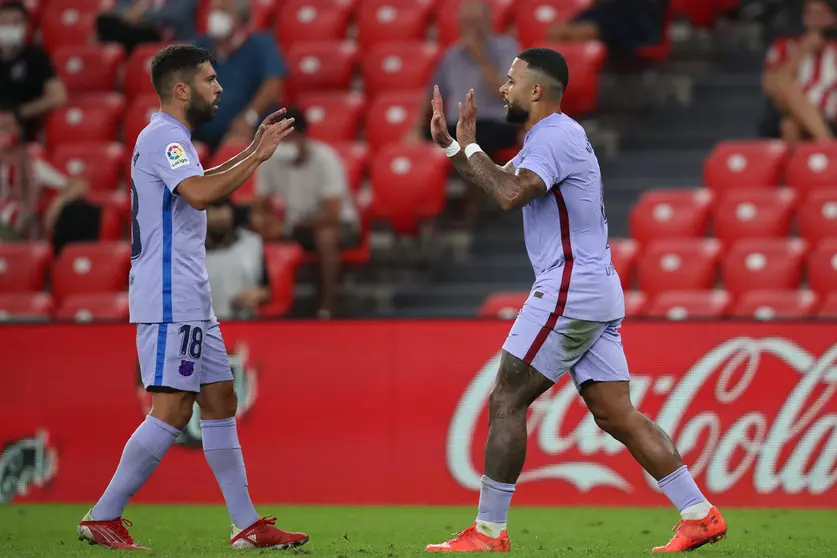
[1,0,837,322]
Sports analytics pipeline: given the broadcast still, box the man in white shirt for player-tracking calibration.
[255,107,359,319]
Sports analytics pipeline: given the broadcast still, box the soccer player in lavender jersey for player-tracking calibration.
[76,45,308,551]
[425,48,727,553]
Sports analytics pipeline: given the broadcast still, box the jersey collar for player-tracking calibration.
[153,112,192,136]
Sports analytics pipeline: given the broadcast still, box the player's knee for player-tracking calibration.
[198,382,238,420]
[149,390,195,430]
[487,385,525,423]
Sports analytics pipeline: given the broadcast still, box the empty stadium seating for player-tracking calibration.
[331,141,370,192]
[276,0,354,48]
[786,141,837,195]
[371,143,449,234]
[122,94,161,150]
[41,0,106,53]
[0,242,51,293]
[50,142,127,192]
[536,41,606,117]
[637,239,722,297]
[515,0,594,49]
[703,139,787,192]
[624,290,648,317]
[806,239,837,297]
[721,238,807,298]
[52,44,125,95]
[285,41,359,99]
[55,292,129,322]
[629,188,713,245]
[0,292,54,322]
[46,93,125,150]
[51,242,131,303]
[364,91,425,150]
[817,292,837,318]
[260,243,304,317]
[730,290,819,320]
[362,42,440,93]
[123,43,170,100]
[712,188,796,245]
[645,290,731,319]
[356,0,434,50]
[798,189,837,245]
[298,91,366,144]
[608,238,638,289]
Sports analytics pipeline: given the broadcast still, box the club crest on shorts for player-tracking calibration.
[135,342,259,448]
[178,359,195,377]
[165,142,190,170]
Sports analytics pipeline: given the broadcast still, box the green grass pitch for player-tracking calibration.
[1,505,836,557]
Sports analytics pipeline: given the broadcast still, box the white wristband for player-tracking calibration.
[442,139,461,157]
[464,143,484,159]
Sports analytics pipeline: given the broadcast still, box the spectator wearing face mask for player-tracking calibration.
[193,0,287,149]
[97,0,199,54]
[0,2,67,141]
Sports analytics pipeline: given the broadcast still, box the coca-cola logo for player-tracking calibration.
[0,431,58,503]
[447,337,837,496]
[135,343,259,448]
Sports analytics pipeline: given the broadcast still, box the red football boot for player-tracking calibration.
[426,524,510,552]
[653,506,727,552]
[77,510,150,550]
[230,516,309,550]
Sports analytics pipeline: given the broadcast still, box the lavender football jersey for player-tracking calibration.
[128,112,214,324]
[510,112,624,322]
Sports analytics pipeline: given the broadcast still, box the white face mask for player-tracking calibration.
[273,142,299,162]
[207,10,234,39]
[0,25,26,49]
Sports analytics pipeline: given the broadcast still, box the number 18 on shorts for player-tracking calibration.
[137,318,233,393]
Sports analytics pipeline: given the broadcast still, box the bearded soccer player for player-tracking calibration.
[424,48,727,553]
[76,45,308,551]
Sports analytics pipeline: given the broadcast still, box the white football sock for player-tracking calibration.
[475,519,506,539]
[681,501,713,521]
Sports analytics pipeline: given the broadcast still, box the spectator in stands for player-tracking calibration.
[548,0,669,56]
[205,198,272,320]
[408,0,519,223]
[254,108,359,320]
[0,108,86,242]
[193,0,287,149]
[760,0,837,148]
[0,2,67,141]
[97,0,199,54]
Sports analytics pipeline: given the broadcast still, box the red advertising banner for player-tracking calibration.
[1,320,836,508]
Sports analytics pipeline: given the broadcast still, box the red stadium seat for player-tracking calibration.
[285,41,359,99]
[52,44,125,95]
[479,291,528,319]
[0,242,51,293]
[332,141,370,192]
[51,242,131,303]
[798,189,837,245]
[437,0,515,47]
[713,188,797,245]
[364,91,425,150]
[646,290,731,320]
[817,292,837,318]
[722,238,808,298]
[122,94,161,150]
[276,0,354,48]
[535,41,606,117]
[45,93,125,150]
[515,0,594,48]
[56,292,129,322]
[371,143,449,234]
[357,0,434,50]
[362,42,440,94]
[197,0,278,31]
[608,238,638,289]
[703,140,788,192]
[806,239,837,297]
[787,141,837,195]
[260,242,304,317]
[629,188,714,245]
[51,142,127,192]
[637,238,722,298]
[672,0,724,28]
[85,190,130,240]
[211,142,257,203]
[624,290,648,318]
[730,290,819,320]
[123,43,170,101]
[298,91,366,144]
[0,293,54,322]
[41,0,109,53]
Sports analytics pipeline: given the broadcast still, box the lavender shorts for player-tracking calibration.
[501,291,630,390]
[137,318,232,393]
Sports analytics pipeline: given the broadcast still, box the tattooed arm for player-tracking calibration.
[448,151,514,186]
[453,151,545,210]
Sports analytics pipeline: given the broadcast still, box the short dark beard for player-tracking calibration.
[185,96,216,129]
[505,101,529,124]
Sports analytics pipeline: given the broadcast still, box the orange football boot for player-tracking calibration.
[653,506,727,552]
[426,524,510,552]
[230,516,309,550]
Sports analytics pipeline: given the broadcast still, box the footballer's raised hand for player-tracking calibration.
[255,118,295,162]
